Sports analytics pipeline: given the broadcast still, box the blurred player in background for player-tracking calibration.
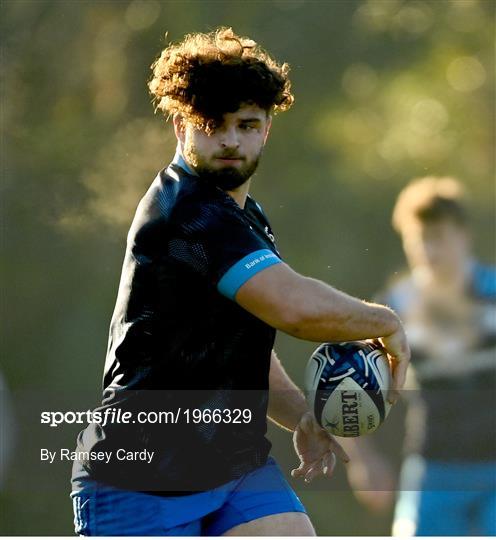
[345,176,496,536]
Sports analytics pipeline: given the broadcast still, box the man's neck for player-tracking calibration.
[226,180,251,209]
[173,144,197,176]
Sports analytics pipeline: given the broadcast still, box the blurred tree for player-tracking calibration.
[1,0,493,535]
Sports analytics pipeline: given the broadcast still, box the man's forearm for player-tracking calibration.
[287,277,401,342]
[267,351,308,432]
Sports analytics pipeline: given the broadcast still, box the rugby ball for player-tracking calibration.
[304,341,392,437]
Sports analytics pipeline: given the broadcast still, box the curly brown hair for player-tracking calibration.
[392,176,468,234]
[148,27,294,131]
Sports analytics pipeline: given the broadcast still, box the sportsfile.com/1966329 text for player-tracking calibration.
[40,408,253,427]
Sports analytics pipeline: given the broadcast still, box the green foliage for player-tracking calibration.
[1,0,494,535]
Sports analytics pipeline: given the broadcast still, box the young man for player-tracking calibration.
[70,28,409,536]
[345,177,496,536]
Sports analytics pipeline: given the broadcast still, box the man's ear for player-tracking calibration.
[263,115,272,145]
[173,114,186,144]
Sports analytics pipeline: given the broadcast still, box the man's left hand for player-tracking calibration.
[291,412,350,482]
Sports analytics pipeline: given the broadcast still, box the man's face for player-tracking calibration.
[174,104,271,190]
[401,219,470,280]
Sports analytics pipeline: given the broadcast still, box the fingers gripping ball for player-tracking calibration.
[305,341,392,437]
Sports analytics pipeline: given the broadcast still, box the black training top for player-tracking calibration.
[72,159,283,494]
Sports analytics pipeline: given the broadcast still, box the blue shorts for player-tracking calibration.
[71,457,306,536]
[393,455,496,536]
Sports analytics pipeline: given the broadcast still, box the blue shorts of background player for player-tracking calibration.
[71,457,306,536]
[393,455,496,536]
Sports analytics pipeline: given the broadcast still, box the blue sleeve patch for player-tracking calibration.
[217,249,282,300]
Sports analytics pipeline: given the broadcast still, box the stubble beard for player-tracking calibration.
[184,147,261,191]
